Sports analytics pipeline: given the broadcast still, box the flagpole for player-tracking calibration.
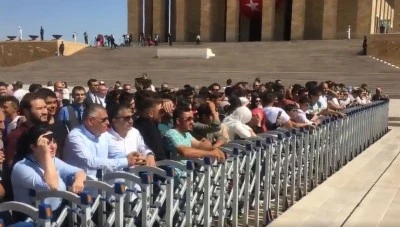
[168,0,172,34]
[142,0,145,34]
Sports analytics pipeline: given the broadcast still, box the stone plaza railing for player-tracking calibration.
[0,100,389,227]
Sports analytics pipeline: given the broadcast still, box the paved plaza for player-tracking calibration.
[269,126,400,227]
[0,40,399,97]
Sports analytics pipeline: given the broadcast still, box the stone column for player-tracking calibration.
[322,0,338,39]
[261,0,276,41]
[226,0,240,41]
[145,0,153,36]
[373,0,379,33]
[394,0,400,32]
[291,0,306,40]
[200,0,212,41]
[175,0,186,41]
[153,0,166,41]
[128,0,141,36]
[356,0,373,38]
[383,0,388,21]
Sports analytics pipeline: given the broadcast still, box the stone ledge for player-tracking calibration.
[269,128,400,227]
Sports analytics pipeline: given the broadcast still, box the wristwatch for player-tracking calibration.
[147,152,155,157]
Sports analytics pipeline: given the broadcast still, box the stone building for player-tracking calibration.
[128,0,400,42]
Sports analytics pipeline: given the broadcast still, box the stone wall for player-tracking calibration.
[367,33,400,66]
[0,40,87,67]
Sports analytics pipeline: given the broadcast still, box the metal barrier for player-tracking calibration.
[6,100,389,226]
[0,202,52,227]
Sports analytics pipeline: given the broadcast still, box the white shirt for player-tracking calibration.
[318,96,328,109]
[62,88,70,100]
[294,109,312,125]
[107,127,152,157]
[99,97,106,108]
[7,116,21,134]
[13,89,28,102]
[263,106,290,124]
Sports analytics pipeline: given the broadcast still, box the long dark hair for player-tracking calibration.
[14,124,51,164]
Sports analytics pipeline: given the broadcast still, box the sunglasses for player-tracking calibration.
[182,117,194,122]
[116,115,133,121]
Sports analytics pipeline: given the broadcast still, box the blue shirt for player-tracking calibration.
[59,104,84,123]
[11,155,81,210]
[63,125,128,180]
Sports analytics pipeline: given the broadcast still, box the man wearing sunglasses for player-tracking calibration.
[64,104,139,180]
[164,107,226,163]
[107,105,155,167]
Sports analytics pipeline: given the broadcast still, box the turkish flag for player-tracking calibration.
[240,0,262,18]
[240,0,285,18]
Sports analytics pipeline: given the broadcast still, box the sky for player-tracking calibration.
[0,0,127,44]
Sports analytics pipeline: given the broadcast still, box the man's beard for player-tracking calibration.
[30,114,49,126]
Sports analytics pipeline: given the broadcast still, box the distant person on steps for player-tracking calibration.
[59,42,65,56]
[40,26,44,41]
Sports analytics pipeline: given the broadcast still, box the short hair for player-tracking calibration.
[308,88,321,97]
[226,79,232,85]
[284,104,297,113]
[82,103,105,120]
[197,103,212,120]
[298,96,311,105]
[107,104,130,122]
[261,92,277,105]
[14,81,23,89]
[36,88,57,99]
[118,92,134,106]
[15,124,51,163]
[3,96,19,109]
[136,97,161,115]
[28,84,42,93]
[173,106,191,126]
[0,82,7,87]
[87,79,98,86]
[19,92,44,113]
[72,86,86,95]
[305,81,318,90]
[209,83,221,90]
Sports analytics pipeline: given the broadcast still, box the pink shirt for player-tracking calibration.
[252,107,267,133]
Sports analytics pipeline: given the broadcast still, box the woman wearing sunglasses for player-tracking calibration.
[11,124,86,217]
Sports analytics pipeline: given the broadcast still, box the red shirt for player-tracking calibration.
[4,124,29,168]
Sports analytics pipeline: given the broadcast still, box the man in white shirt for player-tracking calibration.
[12,81,28,102]
[2,96,21,135]
[98,83,108,108]
[262,92,292,129]
[107,104,155,166]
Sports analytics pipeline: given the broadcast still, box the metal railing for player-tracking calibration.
[1,100,389,227]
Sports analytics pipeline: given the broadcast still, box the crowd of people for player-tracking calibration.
[0,76,389,224]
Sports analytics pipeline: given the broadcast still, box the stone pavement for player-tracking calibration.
[1,40,400,97]
[268,126,400,227]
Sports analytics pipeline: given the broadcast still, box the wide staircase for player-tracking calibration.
[0,40,399,97]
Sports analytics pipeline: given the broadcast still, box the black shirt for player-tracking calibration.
[48,119,69,159]
[134,117,166,161]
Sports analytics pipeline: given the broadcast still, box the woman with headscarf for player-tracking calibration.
[222,106,256,141]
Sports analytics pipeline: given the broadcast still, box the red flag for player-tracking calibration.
[240,0,262,18]
[276,0,284,8]
[240,0,285,18]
